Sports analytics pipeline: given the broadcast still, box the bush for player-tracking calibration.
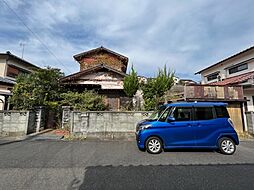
[60,91,107,111]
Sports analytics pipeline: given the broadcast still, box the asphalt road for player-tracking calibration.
[0,138,254,190]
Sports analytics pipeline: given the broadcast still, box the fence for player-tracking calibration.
[246,111,254,134]
[62,107,152,140]
[0,107,45,137]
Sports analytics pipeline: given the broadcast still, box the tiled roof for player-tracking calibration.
[0,51,40,69]
[60,64,127,82]
[0,77,16,85]
[210,71,254,86]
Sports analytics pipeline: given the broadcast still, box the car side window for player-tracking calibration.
[194,107,214,120]
[158,107,171,122]
[215,106,229,118]
[172,107,192,121]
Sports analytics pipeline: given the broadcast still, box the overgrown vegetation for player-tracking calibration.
[123,65,139,97]
[123,65,139,110]
[61,91,107,111]
[10,67,107,112]
[11,65,174,114]
[10,67,64,110]
[141,65,175,110]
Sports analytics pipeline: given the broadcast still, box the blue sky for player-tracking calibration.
[1,0,254,81]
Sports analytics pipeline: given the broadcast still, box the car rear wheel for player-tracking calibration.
[146,137,163,154]
[218,137,236,155]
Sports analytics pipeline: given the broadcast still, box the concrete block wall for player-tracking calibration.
[0,111,31,137]
[246,111,254,134]
[66,111,152,140]
[0,109,44,137]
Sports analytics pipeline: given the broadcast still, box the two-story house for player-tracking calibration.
[61,46,129,110]
[195,46,254,112]
[0,51,40,110]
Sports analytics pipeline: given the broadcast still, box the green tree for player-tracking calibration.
[10,67,64,110]
[60,91,107,111]
[142,65,175,110]
[123,65,139,97]
[123,65,139,110]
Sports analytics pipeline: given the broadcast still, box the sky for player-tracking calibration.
[1,0,254,81]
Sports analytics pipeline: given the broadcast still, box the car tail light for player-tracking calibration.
[228,118,234,127]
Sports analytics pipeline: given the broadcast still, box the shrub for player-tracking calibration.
[60,91,107,111]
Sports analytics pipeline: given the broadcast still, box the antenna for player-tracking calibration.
[20,43,25,58]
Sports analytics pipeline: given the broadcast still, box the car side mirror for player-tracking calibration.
[167,116,175,122]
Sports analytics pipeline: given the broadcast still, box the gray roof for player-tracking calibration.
[0,77,16,85]
[0,51,40,69]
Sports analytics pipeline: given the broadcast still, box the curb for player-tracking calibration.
[26,129,54,138]
[0,129,54,145]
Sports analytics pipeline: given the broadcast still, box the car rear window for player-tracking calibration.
[194,107,214,120]
[215,106,229,118]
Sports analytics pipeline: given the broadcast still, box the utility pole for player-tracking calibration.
[20,43,25,58]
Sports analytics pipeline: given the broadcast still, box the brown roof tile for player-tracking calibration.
[210,71,254,86]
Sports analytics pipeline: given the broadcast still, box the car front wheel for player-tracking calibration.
[146,137,163,154]
[218,137,236,155]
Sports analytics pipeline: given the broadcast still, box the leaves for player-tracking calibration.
[10,67,64,110]
[123,65,139,97]
[142,65,175,110]
[10,67,107,111]
[60,91,107,111]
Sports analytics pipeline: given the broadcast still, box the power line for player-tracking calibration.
[1,0,72,73]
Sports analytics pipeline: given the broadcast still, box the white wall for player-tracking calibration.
[244,88,254,112]
[0,95,4,110]
[200,48,254,84]
[0,59,7,77]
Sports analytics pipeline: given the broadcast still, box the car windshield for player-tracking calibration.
[148,105,168,120]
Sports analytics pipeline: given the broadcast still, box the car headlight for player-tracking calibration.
[140,124,151,130]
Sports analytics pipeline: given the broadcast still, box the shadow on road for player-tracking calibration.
[78,164,254,190]
[0,139,23,146]
[0,129,62,146]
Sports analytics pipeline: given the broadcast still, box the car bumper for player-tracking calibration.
[136,131,145,149]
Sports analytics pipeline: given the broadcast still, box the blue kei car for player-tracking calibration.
[136,102,239,155]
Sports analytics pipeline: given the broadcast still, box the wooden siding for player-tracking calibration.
[185,85,244,101]
[227,103,243,133]
[79,52,126,73]
[75,70,124,89]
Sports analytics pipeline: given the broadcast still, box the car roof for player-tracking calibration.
[165,102,228,107]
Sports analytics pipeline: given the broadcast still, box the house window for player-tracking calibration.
[6,65,29,78]
[6,65,19,78]
[228,63,248,74]
[207,72,219,81]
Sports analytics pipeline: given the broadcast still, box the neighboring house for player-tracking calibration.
[195,46,254,112]
[0,51,40,110]
[178,78,197,85]
[61,46,129,110]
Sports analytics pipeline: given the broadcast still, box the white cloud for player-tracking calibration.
[1,0,254,80]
